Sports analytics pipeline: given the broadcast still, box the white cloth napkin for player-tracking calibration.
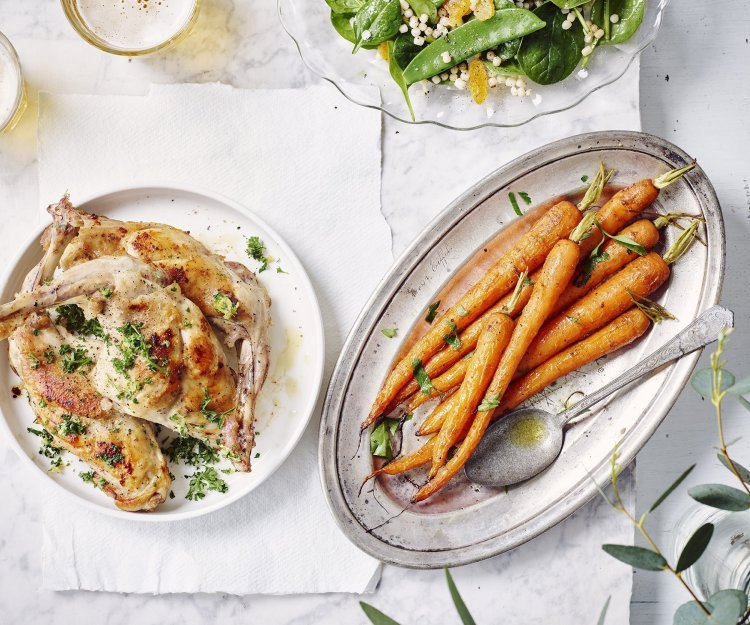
[37,84,388,594]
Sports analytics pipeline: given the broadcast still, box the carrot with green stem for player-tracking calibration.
[363,199,583,428]
[413,237,581,502]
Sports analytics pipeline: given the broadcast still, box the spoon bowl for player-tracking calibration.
[464,306,734,489]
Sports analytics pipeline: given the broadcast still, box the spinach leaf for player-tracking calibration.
[518,3,584,85]
[484,59,526,78]
[550,0,589,8]
[407,0,437,23]
[591,0,645,45]
[352,0,402,52]
[387,38,416,121]
[331,11,378,47]
[392,34,422,70]
[496,37,521,61]
[326,0,365,14]
[403,7,545,84]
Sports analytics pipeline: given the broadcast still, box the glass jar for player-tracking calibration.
[0,32,26,133]
[60,0,201,56]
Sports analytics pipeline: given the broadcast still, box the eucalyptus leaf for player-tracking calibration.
[649,464,696,513]
[726,376,750,396]
[326,0,365,13]
[387,39,416,121]
[360,601,404,625]
[717,453,750,483]
[601,544,667,571]
[352,0,402,53]
[675,523,714,573]
[591,0,645,45]
[597,597,611,625]
[673,589,747,625]
[445,569,477,625]
[688,483,750,511]
[690,368,735,400]
[518,3,585,85]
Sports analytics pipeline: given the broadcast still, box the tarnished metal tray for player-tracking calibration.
[319,131,725,568]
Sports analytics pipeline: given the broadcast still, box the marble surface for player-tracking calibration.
[0,1,749,624]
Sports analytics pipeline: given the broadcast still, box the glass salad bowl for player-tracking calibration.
[278,0,669,130]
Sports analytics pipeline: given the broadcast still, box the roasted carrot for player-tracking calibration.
[430,312,512,476]
[364,200,582,427]
[499,309,651,411]
[404,219,659,414]
[407,358,467,411]
[551,219,660,316]
[413,238,580,502]
[577,164,695,257]
[516,252,670,377]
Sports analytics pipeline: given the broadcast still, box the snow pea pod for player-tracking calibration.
[352,0,402,52]
[402,8,545,84]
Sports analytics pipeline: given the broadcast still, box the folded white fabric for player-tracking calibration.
[37,84,388,594]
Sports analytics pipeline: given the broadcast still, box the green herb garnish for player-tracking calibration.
[27,427,62,460]
[519,191,532,205]
[58,413,87,437]
[200,388,235,427]
[478,395,501,412]
[443,319,461,350]
[370,418,400,459]
[412,358,434,396]
[381,328,398,338]
[112,322,169,376]
[425,301,441,324]
[509,192,523,216]
[246,236,271,273]
[55,304,108,340]
[95,442,124,467]
[457,306,469,317]
[212,292,239,320]
[99,287,113,299]
[186,466,229,501]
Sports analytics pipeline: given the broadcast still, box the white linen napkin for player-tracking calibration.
[36,84,388,594]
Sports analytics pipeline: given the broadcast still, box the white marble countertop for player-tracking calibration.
[1,1,750,624]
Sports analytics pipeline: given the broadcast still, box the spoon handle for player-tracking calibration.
[557,306,734,426]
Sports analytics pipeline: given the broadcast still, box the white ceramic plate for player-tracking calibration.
[0,186,325,521]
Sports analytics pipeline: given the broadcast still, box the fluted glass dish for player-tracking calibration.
[278,0,669,130]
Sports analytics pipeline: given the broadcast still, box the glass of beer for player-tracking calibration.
[60,0,201,56]
[0,32,26,134]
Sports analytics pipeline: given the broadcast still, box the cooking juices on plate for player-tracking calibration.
[364,162,702,507]
[327,0,646,117]
[0,32,26,133]
[60,0,200,55]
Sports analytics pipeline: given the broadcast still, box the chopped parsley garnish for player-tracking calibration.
[509,192,523,217]
[99,287,113,298]
[55,304,108,340]
[95,442,125,467]
[412,358,434,396]
[200,388,235,427]
[425,300,440,324]
[519,192,532,206]
[27,427,62,459]
[59,344,72,355]
[381,328,398,339]
[79,471,94,482]
[276,266,288,274]
[61,347,93,373]
[212,292,239,320]
[113,322,169,376]
[566,315,580,325]
[370,418,400,459]
[29,354,40,369]
[246,235,271,272]
[478,395,501,412]
[443,319,461,350]
[166,435,219,465]
[169,413,189,438]
[58,413,87,437]
[186,466,229,501]
[581,174,590,183]
[43,349,55,364]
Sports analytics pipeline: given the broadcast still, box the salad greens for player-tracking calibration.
[326,0,646,117]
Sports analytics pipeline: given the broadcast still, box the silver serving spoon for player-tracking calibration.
[464,306,734,489]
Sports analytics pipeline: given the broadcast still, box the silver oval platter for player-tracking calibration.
[320,131,725,568]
